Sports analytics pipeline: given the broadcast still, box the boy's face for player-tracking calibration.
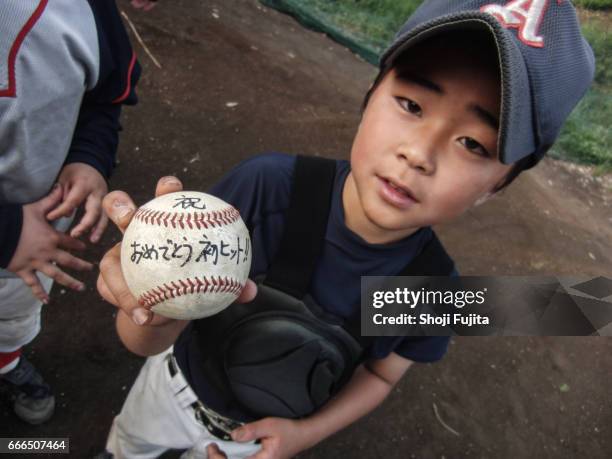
[345,41,513,244]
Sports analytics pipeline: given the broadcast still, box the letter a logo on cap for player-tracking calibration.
[481,0,557,48]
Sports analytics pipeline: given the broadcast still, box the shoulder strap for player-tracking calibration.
[263,155,336,298]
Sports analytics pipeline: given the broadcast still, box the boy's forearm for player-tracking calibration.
[298,363,397,449]
[116,310,188,356]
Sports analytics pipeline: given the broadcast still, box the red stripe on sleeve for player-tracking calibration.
[0,0,48,98]
[112,50,137,104]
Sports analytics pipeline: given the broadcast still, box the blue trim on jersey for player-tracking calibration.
[0,204,22,268]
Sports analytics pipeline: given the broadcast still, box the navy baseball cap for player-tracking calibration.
[379,0,595,165]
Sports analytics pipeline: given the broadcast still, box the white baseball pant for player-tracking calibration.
[106,346,262,459]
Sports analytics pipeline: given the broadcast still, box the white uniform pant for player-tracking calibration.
[0,275,53,353]
[106,347,261,459]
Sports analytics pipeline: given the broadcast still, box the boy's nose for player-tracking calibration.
[396,142,435,175]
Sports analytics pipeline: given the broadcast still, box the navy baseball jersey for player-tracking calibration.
[174,153,452,421]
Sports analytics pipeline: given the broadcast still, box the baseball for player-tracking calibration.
[120,191,252,320]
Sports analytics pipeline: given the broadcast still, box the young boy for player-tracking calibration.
[97,0,594,457]
[0,0,140,424]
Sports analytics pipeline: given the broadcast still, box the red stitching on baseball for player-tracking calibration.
[133,206,239,230]
[137,275,244,308]
[186,277,195,294]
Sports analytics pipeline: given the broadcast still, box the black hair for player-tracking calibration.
[491,154,536,192]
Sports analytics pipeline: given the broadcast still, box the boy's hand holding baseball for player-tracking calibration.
[97,176,179,327]
[97,176,257,328]
[7,184,93,303]
[47,162,109,243]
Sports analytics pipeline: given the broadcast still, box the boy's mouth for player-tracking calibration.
[378,176,419,208]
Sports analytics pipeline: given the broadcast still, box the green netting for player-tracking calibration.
[260,0,382,65]
[573,0,612,10]
[553,88,612,170]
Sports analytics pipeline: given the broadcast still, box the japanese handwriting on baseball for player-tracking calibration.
[172,194,208,210]
[129,234,250,267]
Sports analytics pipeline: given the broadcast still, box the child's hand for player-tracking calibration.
[231,417,306,459]
[7,185,93,303]
[46,163,109,243]
[206,443,228,459]
[97,176,257,326]
[131,0,157,11]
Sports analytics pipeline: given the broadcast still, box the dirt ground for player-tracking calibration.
[2,1,611,457]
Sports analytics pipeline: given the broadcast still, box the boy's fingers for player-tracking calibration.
[102,191,137,234]
[206,444,228,459]
[236,279,257,304]
[90,212,109,243]
[39,184,64,214]
[99,244,146,323]
[70,196,101,238]
[54,250,94,271]
[155,176,183,197]
[35,262,84,292]
[19,271,49,304]
[97,273,118,306]
[47,184,85,220]
[57,232,87,251]
[232,419,269,442]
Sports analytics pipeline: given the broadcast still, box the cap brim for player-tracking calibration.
[381,13,536,164]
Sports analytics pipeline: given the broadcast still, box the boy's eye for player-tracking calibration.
[396,97,422,117]
[459,137,490,158]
